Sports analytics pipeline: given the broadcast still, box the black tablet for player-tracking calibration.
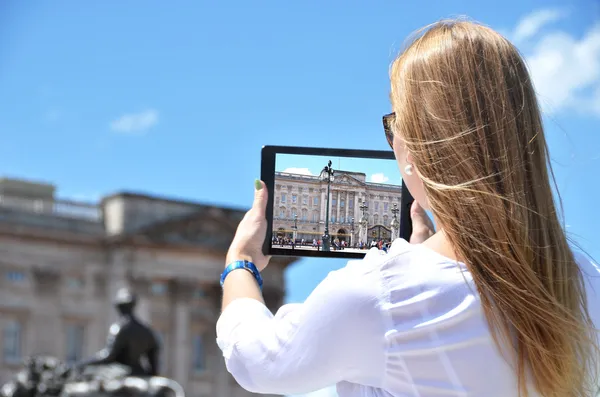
[261,145,414,259]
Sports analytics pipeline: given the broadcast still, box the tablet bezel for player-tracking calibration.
[261,145,414,259]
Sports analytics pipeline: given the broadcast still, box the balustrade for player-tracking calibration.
[0,195,101,221]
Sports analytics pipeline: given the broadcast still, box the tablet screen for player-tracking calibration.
[270,152,405,255]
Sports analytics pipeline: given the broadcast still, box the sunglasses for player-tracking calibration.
[382,112,395,149]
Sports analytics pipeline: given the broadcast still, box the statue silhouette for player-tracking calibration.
[1,289,183,397]
[77,287,160,377]
[0,355,184,397]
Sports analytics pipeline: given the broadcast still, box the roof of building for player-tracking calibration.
[0,178,297,267]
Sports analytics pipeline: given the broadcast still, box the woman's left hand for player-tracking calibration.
[410,201,435,244]
[225,180,271,271]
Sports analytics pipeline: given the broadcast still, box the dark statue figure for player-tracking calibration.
[0,288,183,397]
[0,356,66,397]
[77,288,160,377]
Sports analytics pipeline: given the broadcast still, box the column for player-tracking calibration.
[171,280,193,388]
[106,250,129,325]
[320,189,326,222]
[30,268,62,356]
[354,194,358,225]
[199,284,231,397]
[215,355,232,397]
[330,190,335,221]
[336,191,341,221]
[90,272,108,351]
[358,193,364,221]
[345,191,350,221]
[130,278,151,324]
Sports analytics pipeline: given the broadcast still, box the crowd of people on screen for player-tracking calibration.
[271,235,392,251]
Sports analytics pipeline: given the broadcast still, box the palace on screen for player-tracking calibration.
[272,170,402,247]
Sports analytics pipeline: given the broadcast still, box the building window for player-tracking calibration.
[384,202,389,212]
[192,334,205,372]
[3,320,22,364]
[349,199,354,208]
[331,216,336,223]
[384,215,389,226]
[313,197,318,206]
[340,200,345,208]
[301,209,308,221]
[279,209,285,218]
[291,208,297,218]
[66,276,84,290]
[302,196,308,205]
[281,194,286,203]
[65,324,85,364]
[340,216,345,223]
[151,281,168,295]
[375,202,380,211]
[6,271,26,283]
[332,198,337,207]
[312,211,318,222]
[292,195,297,204]
[374,214,379,224]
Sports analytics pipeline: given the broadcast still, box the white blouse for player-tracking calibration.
[216,239,600,397]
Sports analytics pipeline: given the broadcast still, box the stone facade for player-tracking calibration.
[0,178,296,397]
[272,170,403,245]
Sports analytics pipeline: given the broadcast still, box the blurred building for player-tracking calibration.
[273,170,403,244]
[0,177,295,397]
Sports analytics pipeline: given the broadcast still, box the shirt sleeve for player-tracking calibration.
[215,251,387,395]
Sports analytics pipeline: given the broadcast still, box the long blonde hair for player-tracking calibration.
[389,19,598,396]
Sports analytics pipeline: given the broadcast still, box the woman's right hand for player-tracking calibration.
[410,201,435,243]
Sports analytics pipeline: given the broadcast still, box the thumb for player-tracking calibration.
[411,200,428,224]
[253,179,268,214]
[410,200,435,230]
[410,200,422,218]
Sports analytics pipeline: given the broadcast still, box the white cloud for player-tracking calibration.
[513,8,565,43]
[369,173,390,183]
[283,167,314,176]
[289,386,338,397]
[509,10,600,116]
[110,109,159,134]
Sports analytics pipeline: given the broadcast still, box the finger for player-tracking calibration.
[253,179,268,215]
[410,200,423,218]
[411,201,435,231]
[411,201,428,223]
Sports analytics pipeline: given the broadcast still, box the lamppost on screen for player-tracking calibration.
[319,160,335,251]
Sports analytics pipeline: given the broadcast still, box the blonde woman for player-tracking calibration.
[216,20,600,397]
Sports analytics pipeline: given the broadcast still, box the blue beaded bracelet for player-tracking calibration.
[220,260,263,290]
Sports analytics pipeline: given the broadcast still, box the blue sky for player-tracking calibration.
[0,3,598,395]
[0,0,597,296]
[276,153,402,185]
